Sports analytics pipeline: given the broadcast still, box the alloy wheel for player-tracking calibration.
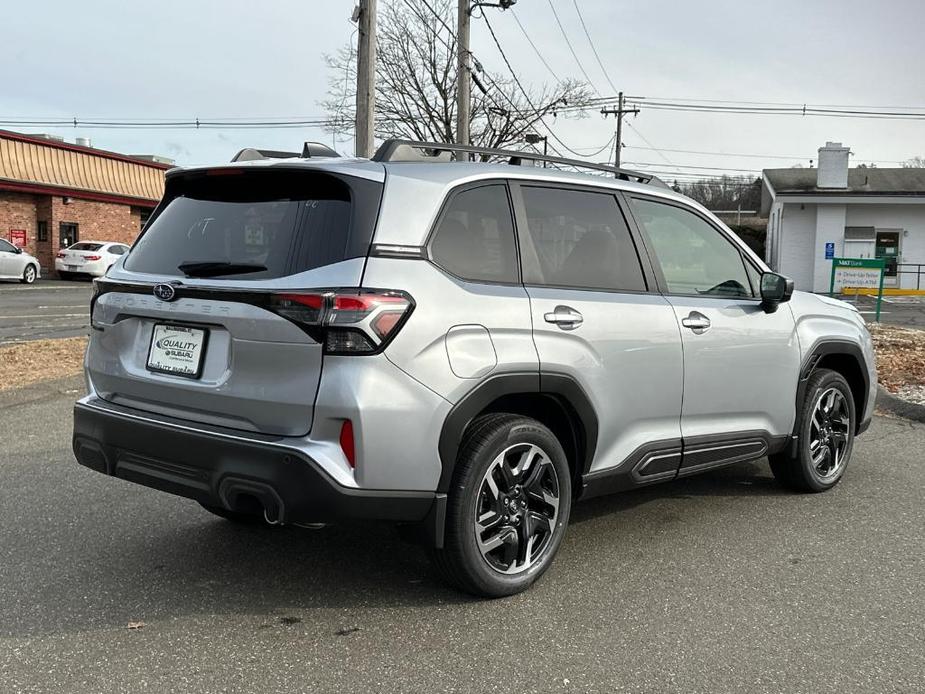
[24,266,36,283]
[474,443,560,575]
[809,387,851,479]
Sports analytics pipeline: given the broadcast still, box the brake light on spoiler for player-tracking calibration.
[269,289,413,355]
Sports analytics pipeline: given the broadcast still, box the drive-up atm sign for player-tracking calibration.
[829,257,885,320]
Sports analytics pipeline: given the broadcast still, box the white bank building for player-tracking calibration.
[762,142,925,292]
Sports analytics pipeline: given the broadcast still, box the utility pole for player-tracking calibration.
[456,0,471,146]
[600,92,639,170]
[355,0,377,158]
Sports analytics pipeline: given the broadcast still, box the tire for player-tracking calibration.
[769,368,856,492]
[20,264,37,284]
[199,502,277,526]
[430,413,572,598]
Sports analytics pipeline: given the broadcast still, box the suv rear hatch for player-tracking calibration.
[86,165,383,436]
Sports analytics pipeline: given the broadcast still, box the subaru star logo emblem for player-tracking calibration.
[153,283,177,302]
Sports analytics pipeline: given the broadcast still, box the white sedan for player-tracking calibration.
[55,241,130,279]
[0,238,41,283]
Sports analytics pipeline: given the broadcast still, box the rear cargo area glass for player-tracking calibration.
[124,170,381,280]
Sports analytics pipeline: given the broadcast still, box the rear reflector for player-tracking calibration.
[339,420,356,468]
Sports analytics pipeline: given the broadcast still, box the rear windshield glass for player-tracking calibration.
[70,243,103,251]
[124,170,382,280]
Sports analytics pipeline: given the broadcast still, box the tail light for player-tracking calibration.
[84,255,102,261]
[269,289,413,355]
[56,252,67,258]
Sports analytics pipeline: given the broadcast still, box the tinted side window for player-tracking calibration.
[520,186,646,292]
[630,198,753,298]
[0,239,15,253]
[109,245,126,255]
[430,184,518,283]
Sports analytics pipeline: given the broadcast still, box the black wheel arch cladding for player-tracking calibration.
[437,372,598,494]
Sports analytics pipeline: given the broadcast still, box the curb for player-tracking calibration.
[876,385,925,424]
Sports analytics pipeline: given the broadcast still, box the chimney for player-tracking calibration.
[817,141,849,188]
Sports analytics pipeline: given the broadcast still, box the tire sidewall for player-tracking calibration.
[798,372,856,491]
[452,419,572,596]
[22,265,36,284]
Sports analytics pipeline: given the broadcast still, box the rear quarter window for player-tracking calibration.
[124,170,382,280]
[428,183,519,284]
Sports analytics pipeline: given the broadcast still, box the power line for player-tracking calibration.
[548,93,925,121]
[572,0,618,94]
[480,11,596,159]
[624,94,925,111]
[509,8,561,83]
[622,161,761,173]
[545,0,600,95]
[623,120,673,166]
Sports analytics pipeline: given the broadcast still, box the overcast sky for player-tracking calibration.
[5,0,924,178]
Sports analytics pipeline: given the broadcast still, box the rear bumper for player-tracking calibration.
[72,398,439,528]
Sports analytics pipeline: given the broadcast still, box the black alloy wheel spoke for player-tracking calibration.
[809,387,850,479]
[474,443,561,575]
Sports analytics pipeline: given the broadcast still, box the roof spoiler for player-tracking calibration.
[230,142,340,162]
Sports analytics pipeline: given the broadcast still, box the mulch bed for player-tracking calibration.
[0,337,88,392]
[868,324,925,394]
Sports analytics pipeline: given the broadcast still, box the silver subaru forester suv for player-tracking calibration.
[73,140,877,597]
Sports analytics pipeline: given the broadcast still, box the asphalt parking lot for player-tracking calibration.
[0,380,922,693]
[0,279,94,345]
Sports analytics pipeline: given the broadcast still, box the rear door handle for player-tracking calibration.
[544,305,584,330]
[681,311,711,334]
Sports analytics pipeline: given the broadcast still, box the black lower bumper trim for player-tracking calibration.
[73,401,436,526]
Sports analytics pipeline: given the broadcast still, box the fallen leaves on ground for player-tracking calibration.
[0,337,88,392]
[127,621,145,630]
[869,324,925,393]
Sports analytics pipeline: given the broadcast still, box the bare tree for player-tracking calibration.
[321,0,592,154]
[677,176,761,211]
[902,156,925,168]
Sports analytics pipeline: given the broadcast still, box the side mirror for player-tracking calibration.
[14,246,23,254]
[760,272,794,313]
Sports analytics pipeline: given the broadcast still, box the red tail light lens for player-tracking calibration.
[268,289,412,355]
[56,252,67,258]
[84,255,102,261]
[339,420,356,468]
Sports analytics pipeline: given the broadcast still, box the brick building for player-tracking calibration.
[0,130,170,273]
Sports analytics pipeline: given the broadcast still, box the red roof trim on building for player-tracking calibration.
[0,129,173,171]
[0,179,160,208]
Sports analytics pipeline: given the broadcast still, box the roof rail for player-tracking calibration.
[231,142,340,163]
[371,139,662,185]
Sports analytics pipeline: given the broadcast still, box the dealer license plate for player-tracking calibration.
[147,324,208,378]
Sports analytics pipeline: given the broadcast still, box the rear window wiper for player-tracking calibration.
[177,261,267,277]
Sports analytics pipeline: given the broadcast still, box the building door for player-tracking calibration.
[59,222,78,249]
[875,230,901,287]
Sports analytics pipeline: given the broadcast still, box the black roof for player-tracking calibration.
[764,167,925,196]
